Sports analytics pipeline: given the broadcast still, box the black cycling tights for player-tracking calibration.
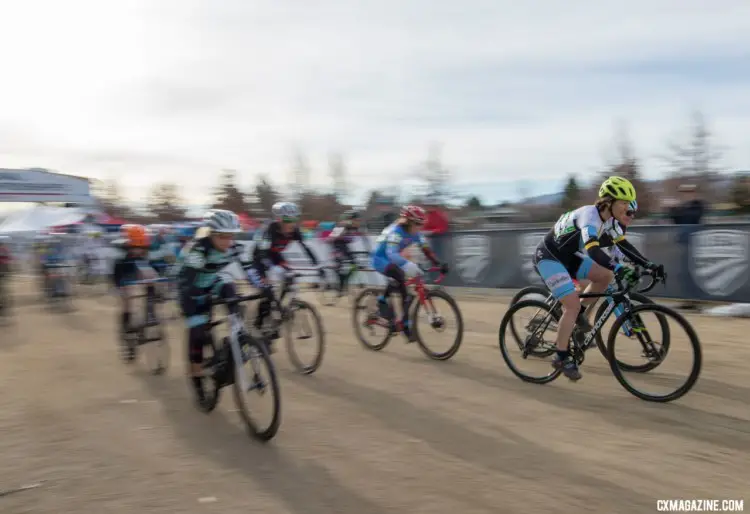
[187,282,239,365]
[382,264,412,324]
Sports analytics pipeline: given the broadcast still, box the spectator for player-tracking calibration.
[671,183,705,310]
[368,199,397,232]
[670,184,705,225]
[422,201,450,262]
[423,204,449,236]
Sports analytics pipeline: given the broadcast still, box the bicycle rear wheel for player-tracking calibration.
[607,304,701,402]
[508,286,558,351]
[352,287,393,351]
[284,299,325,375]
[499,299,563,384]
[232,338,281,441]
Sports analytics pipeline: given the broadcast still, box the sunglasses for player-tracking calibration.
[625,210,636,217]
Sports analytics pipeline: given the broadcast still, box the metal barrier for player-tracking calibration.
[87,223,750,302]
[432,224,750,303]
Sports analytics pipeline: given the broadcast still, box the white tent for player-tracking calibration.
[0,205,89,235]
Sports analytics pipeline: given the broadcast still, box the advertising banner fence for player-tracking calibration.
[86,224,750,303]
[432,224,750,303]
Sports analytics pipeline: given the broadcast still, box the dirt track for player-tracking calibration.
[1,278,748,514]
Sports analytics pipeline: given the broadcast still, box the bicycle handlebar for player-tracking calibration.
[416,265,446,285]
[124,277,170,286]
[635,266,667,294]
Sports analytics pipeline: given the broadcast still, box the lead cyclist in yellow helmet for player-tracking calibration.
[532,176,664,381]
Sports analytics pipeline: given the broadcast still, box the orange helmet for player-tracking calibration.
[123,224,149,248]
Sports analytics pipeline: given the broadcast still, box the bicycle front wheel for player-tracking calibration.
[607,304,701,402]
[232,338,282,441]
[284,299,326,375]
[594,293,671,372]
[413,289,464,361]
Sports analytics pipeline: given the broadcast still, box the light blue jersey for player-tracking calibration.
[371,223,427,272]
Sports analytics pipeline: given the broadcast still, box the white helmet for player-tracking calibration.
[203,209,242,234]
[271,202,300,221]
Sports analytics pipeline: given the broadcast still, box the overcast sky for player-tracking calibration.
[1,0,749,209]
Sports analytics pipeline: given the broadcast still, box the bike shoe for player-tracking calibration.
[402,322,418,343]
[552,354,582,381]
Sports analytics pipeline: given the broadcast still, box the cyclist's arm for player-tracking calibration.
[416,233,439,265]
[294,228,319,266]
[112,260,126,287]
[613,238,649,267]
[179,247,210,298]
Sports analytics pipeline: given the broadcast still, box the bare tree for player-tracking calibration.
[91,178,133,219]
[288,148,311,201]
[659,110,727,199]
[603,119,653,214]
[328,152,348,201]
[212,169,250,213]
[253,174,280,216]
[147,182,187,222]
[418,142,453,204]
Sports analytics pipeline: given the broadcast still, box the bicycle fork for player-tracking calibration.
[604,285,635,337]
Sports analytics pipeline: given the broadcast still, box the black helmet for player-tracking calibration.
[341,209,361,221]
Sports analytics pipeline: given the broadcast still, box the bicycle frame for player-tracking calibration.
[405,267,446,309]
[227,311,252,395]
[540,277,639,351]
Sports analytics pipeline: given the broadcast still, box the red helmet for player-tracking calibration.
[400,205,426,224]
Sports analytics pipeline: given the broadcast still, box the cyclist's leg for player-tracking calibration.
[182,296,212,380]
[535,258,579,351]
[575,257,614,309]
[372,255,395,314]
[246,260,272,330]
[119,283,137,332]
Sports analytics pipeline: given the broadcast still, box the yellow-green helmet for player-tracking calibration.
[599,176,636,202]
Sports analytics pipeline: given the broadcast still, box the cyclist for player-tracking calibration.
[176,209,248,405]
[325,209,371,296]
[0,236,12,313]
[80,227,104,282]
[247,201,323,343]
[148,225,173,278]
[0,236,11,274]
[371,205,448,342]
[111,224,156,338]
[532,176,664,381]
[41,233,72,298]
[175,225,196,258]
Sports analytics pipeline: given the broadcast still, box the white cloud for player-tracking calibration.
[0,0,749,207]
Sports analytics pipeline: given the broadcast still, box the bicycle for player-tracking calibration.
[119,277,171,375]
[246,267,326,375]
[509,268,671,372]
[44,263,75,311]
[194,291,281,442]
[0,272,10,322]
[498,267,702,402]
[318,250,372,307]
[352,266,464,361]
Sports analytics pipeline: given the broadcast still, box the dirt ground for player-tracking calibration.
[0,277,748,514]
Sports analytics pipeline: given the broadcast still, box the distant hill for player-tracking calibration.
[519,192,564,206]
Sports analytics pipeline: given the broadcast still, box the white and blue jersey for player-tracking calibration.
[371,223,428,273]
[534,205,648,299]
